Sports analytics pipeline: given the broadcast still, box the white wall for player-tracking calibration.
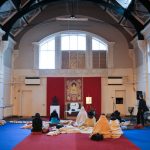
[13,77,46,116]
[13,67,135,117]
[101,69,135,116]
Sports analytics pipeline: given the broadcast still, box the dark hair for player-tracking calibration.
[114,110,120,116]
[35,113,40,118]
[90,133,103,141]
[110,113,117,120]
[88,111,94,118]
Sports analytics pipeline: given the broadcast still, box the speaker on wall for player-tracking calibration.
[136,91,143,100]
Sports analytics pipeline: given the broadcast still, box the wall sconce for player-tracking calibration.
[86,97,92,104]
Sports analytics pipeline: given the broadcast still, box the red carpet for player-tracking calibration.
[13,133,139,150]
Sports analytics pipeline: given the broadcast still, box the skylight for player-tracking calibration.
[116,0,132,9]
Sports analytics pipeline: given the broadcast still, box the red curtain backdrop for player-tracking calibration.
[83,77,101,119]
[47,77,101,119]
[47,77,65,118]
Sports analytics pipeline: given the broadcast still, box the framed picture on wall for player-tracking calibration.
[65,102,82,119]
[65,78,82,102]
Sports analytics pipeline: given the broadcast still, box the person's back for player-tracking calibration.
[84,111,96,127]
[113,110,122,123]
[32,113,42,132]
[139,98,148,112]
[49,110,60,124]
[92,114,112,138]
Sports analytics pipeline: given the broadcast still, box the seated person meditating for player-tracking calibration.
[75,106,87,126]
[91,114,112,138]
[31,113,42,132]
[49,110,60,124]
[109,115,123,138]
[110,110,123,123]
[83,110,96,127]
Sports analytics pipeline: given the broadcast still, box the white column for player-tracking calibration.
[32,42,39,70]
[107,42,115,69]
[128,49,136,90]
[0,40,9,119]
[147,40,150,106]
[141,22,150,105]
[0,41,9,106]
[107,42,115,76]
[137,40,149,101]
[86,35,92,69]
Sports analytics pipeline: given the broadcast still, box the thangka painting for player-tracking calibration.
[65,78,82,102]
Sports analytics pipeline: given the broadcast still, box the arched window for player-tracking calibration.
[38,31,108,69]
[61,33,86,69]
[39,38,55,69]
[92,37,108,68]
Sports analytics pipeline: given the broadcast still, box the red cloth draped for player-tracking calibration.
[47,77,101,119]
[47,77,65,118]
[83,77,101,118]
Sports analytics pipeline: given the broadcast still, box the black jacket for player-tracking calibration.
[32,117,42,132]
[138,99,149,112]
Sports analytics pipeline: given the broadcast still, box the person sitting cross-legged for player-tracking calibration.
[49,110,60,124]
[90,114,112,139]
[31,113,42,132]
[109,116,123,138]
[83,110,96,127]
[75,106,87,126]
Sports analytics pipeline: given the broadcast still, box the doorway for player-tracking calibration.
[21,90,32,116]
[115,90,126,115]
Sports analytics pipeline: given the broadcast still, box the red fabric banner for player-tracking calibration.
[83,77,101,119]
[47,77,65,118]
[47,77,101,119]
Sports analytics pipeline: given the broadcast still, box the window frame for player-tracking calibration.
[39,37,55,69]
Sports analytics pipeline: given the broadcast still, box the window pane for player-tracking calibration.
[47,39,55,50]
[61,35,69,50]
[61,34,86,51]
[100,51,106,68]
[61,51,69,69]
[92,38,108,50]
[92,39,100,50]
[39,51,55,69]
[78,35,86,50]
[70,35,77,50]
[116,0,132,9]
[40,43,48,50]
[100,43,108,50]
[78,52,85,68]
[93,51,100,68]
[70,51,77,68]
[39,37,55,69]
